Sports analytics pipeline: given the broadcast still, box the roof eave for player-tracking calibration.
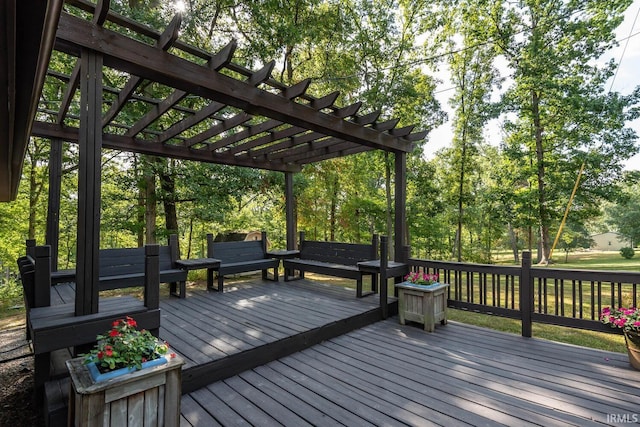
[0,0,63,201]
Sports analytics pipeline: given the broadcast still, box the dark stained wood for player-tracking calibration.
[285,171,296,250]
[75,49,102,316]
[45,139,62,271]
[53,13,416,153]
[0,0,63,201]
[183,319,640,427]
[284,233,379,298]
[394,151,407,262]
[205,233,279,291]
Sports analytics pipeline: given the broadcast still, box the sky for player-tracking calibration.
[425,1,640,170]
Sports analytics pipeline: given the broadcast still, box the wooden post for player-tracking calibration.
[206,233,215,290]
[520,251,532,337]
[46,139,62,271]
[33,245,51,308]
[75,49,103,316]
[26,239,36,258]
[285,172,296,250]
[380,236,389,319]
[169,234,180,261]
[144,244,160,337]
[394,152,407,262]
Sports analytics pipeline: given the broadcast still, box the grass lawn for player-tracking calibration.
[495,249,640,271]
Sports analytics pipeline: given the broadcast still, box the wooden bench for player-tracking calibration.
[17,244,162,400]
[48,235,188,298]
[283,232,379,297]
[206,231,279,292]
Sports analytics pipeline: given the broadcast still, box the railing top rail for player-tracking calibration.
[409,258,520,275]
[531,267,640,283]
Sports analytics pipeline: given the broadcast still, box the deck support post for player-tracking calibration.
[520,251,533,337]
[394,151,407,269]
[285,171,296,250]
[75,48,103,316]
[380,235,389,319]
[45,138,62,271]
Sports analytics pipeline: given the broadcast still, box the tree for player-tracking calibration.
[438,0,500,261]
[489,0,639,263]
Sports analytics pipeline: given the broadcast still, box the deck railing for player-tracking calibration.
[408,251,640,336]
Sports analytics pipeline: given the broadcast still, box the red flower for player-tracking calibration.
[97,351,104,359]
[170,353,176,359]
[109,329,120,337]
[105,348,113,357]
[112,320,119,327]
[126,317,137,327]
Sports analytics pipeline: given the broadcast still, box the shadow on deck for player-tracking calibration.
[44,278,396,425]
[181,319,640,426]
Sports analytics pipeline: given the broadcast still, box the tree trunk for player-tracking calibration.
[507,222,519,262]
[27,141,45,240]
[158,158,179,237]
[143,159,156,244]
[329,174,338,241]
[532,90,550,264]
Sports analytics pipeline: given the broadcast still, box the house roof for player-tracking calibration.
[0,0,426,201]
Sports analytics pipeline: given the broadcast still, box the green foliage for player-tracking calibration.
[0,276,23,312]
[620,247,635,259]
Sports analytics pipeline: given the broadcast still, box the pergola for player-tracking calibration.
[1,0,425,317]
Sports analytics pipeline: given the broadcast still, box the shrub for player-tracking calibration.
[0,276,23,311]
[620,247,635,259]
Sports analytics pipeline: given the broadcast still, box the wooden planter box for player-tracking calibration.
[66,355,184,427]
[396,282,449,332]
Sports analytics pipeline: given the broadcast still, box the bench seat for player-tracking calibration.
[283,232,379,297]
[47,239,188,297]
[29,296,159,354]
[283,259,363,279]
[206,232,279,292]
[218,259,280,276]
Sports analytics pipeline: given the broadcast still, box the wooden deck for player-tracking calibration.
[179,320,640,427]
[42,278,640,426]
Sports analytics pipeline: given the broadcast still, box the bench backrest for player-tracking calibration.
[17,255,35,309]
[299,233,378,266]
[208,239,266,263]
[99,246,174,275]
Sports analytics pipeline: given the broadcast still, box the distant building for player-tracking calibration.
[590,232,630,251]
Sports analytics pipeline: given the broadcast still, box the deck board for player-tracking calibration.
[182,319,640,426]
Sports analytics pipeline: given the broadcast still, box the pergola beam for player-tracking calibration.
[31,121,300,172]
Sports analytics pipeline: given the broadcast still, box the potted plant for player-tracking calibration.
[396,271,449,332]
[66,316,184,427]
[403,271,440,287]
[601,307,640,370]
[82,316,170,381]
